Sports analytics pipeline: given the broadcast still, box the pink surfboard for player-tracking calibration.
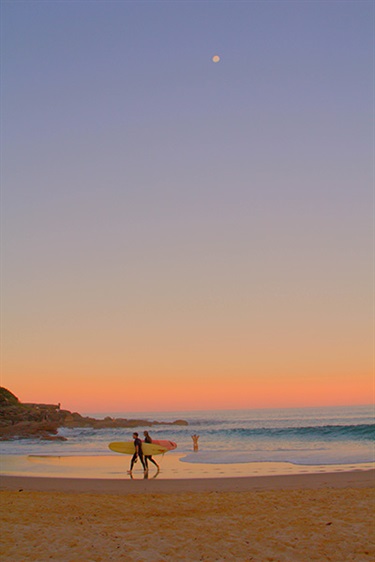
[146,439,177,451]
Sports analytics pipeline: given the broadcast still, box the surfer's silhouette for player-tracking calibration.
[128,432,147,474]
[143,430,160,471]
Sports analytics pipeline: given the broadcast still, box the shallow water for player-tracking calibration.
[1,405,374,469]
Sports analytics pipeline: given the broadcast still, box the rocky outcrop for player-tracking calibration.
[0,387,188,441]
[0,421,67,441]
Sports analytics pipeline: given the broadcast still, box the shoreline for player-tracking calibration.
[1,452,374,481]
[1,468,374,494]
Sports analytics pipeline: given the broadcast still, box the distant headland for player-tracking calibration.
[0,387,188,441]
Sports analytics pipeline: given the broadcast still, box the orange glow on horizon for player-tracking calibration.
[3,365,373,414]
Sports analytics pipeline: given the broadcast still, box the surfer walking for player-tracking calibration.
[129,432,147,473]
[143,430,160,471]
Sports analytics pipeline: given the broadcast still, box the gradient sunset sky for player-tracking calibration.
[1,1,373,413]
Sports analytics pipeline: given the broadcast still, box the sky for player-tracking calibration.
[1,0,374,413]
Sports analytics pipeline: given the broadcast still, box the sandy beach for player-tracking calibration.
[1,469,374,561]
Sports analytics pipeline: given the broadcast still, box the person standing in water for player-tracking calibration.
[143,430,159,471]
[191,434,199,451]
[129,432,147,473]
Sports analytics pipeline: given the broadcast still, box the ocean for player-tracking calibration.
[1,404,374,466]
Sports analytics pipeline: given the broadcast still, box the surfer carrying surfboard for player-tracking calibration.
[129,432,147,474]
[143,431,160,471]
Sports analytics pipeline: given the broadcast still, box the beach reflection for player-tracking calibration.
[128,467,160,479]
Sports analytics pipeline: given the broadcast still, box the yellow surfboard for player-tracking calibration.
[108,442,168,455]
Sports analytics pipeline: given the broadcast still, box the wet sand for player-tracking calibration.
[1,467,374,494]
[1,452,374,481]
[1,468,374,561]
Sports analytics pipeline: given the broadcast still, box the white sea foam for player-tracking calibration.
[180,447,374,466]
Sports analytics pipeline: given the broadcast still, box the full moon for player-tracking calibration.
[212,55,220,63]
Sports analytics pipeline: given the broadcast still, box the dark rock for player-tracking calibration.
[0,386,188,440]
